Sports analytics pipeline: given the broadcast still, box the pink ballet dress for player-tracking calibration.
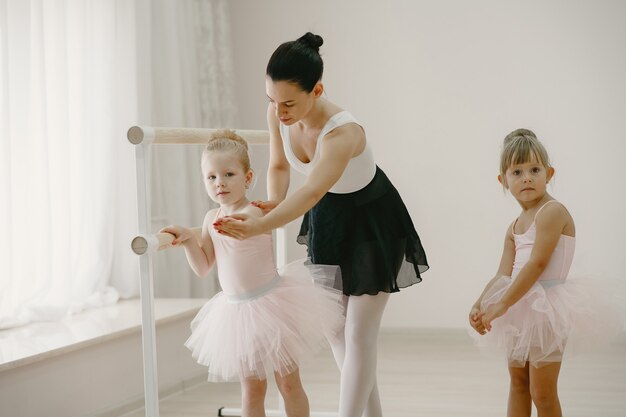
[475,200,621,367]
[185,210,345,381]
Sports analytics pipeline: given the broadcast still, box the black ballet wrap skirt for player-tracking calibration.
[297,166,429,296]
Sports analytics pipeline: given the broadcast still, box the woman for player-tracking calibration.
[215,32,429,417]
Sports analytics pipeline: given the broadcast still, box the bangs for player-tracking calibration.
[501,137,550,175]
[510,148,542,166]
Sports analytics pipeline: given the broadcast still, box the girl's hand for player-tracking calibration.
[250,200,279,215]
[159,225,194,246]
[213,213,265,240]
[480,302,509,332]
[469,306,486,335]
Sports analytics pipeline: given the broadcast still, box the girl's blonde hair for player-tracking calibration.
[203,129,251,172]
[500,128,551,188]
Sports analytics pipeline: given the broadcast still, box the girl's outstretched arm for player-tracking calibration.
[469,226,515,334]
[481,204,569,330]
[160,209,217,277]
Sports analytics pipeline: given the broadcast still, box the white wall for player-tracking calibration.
[228,0,626,328]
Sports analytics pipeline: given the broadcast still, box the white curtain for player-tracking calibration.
[0,0,238,328]
[148,0,237,298]
[0,0,138,329]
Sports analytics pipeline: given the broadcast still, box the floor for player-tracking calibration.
[123,328,626,417]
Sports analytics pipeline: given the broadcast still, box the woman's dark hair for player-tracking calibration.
[266,32,324,93]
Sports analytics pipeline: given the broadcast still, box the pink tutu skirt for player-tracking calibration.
[185,260,345,381]
[472,276,622,368]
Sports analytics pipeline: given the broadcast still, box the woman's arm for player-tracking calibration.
[216,123,363,239]
[261,125,361,229]
[266,103,291,203]
[480,204,569,330]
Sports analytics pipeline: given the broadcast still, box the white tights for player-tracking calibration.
[330,292,390,417]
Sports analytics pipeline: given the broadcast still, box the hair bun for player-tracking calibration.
[204,129,252,172]
[296,32,323,51]
[504,128,537,145]
[208,129,248,151]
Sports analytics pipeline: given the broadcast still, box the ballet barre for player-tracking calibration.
[131,228,202,255]
[128,126,337,417]
[127,126,269,145]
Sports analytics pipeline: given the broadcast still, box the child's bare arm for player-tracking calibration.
[469,226,515,334]
[160,209,217,277]
[481,204,569,330]
[497,205,566,308]
[472,226,515,309]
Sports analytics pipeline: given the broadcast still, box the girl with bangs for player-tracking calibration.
[469,129,620,417]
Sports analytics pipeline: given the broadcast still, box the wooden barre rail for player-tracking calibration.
[127,126,270,145]
[131,227,202,255]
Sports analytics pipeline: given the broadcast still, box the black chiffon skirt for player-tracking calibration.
[297,166,429,296]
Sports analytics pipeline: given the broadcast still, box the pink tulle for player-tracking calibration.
[472,275,622,367]
[185,260,344,381]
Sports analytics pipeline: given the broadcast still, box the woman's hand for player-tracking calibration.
[480,302,509,332]
[159,225,195,246]
[469,305,486,335]
[250,200,279,215]
[213,213,265,240]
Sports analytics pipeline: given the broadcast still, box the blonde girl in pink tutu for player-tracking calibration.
[161,130,344,417]
[469,128,619,417]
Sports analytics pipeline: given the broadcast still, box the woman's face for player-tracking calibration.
[265,77,318,125]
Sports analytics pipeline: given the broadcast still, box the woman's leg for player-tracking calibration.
[331,292,389,417]
[328,295,348,367]
[529,362,562,417]
[507,363,532,417]
[241,377,268,417]
[274,368,310,417]
[329,315,383,417]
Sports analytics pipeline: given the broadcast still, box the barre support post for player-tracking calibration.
[134,143,160,417]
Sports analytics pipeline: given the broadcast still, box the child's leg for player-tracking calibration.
[529,362,562,417]
[241,377,268,417]
[507,363,532,417]
[333,292,389,417]
[274,368,310,417]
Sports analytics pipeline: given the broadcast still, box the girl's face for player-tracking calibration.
[201,151,252,207]
[265,77,322,125]
[500,156,554,204]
